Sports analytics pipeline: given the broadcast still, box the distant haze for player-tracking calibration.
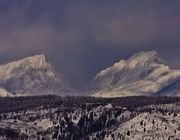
[0,0,180,88]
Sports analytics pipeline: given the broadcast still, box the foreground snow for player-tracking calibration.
[104,112,180,140]
[0,100,179,140]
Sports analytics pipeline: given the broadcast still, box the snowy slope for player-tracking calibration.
[91,51,180,97]
[0,87,11,97]
[0,55,71,96]
[105,110,180,140]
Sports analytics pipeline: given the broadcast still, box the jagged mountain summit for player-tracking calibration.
[0,54,71,96]
[90,51,180,97]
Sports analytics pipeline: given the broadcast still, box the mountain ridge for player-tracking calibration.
[90,50,180,97]
[0,54,71,96]
[0,51,180,97]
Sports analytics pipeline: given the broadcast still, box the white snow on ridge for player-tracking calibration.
[96,51,162,78]
[0,54,71,96]
[0,54,52,80]
[105,111,180,140]
[91,51,180,97]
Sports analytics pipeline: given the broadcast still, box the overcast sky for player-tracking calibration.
[0,0,180,88]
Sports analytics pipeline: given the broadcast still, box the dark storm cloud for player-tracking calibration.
[0,0,180,88]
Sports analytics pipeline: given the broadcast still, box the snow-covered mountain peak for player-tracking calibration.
[127,50,163,68]
[129,50,159,61]
[96,51,163,78]
[5,54,49,69]
[91,50,180,97]
[0,54,52,80]
[0,54,71,96]
[22,54,47,67]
